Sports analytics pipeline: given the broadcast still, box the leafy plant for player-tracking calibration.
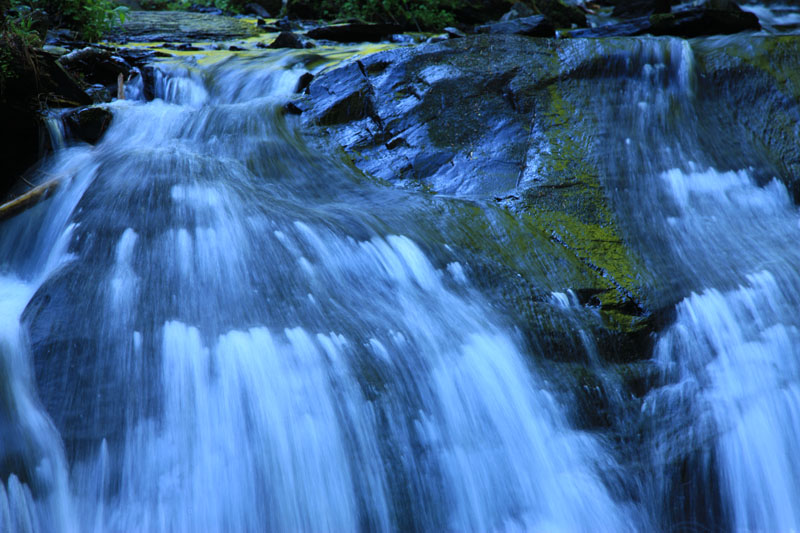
[9,0,127,41]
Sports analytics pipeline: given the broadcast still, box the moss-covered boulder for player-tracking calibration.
[299,34,655,362]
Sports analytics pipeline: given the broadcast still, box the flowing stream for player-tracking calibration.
[3,33,800,532]
[589,37,800,530]
[0,49,640,531]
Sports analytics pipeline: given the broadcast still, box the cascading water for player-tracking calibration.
[0,49,641,531]
[582,36,800,530]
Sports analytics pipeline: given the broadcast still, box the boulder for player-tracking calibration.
[444,26,467,38]
[65,107,113,145]
[306,61,374,125]
[305,23,402,43]
[250,0,282,15]
[267,31,304,48]
[58,46,131,87]
[475,14,555,36]
[570,5,760,37]
[648,6,760,36]
[244,2,271,18]
[568,17,653,37]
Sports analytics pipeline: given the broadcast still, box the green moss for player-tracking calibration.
[520,81,651,330]
[722,36,800,101]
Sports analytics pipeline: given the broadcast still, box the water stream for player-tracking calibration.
[0,50,640,531]
[3,31,800,532]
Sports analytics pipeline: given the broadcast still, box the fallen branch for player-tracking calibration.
[0,179,62,222]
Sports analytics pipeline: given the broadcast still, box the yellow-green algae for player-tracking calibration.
[516,75,652,332]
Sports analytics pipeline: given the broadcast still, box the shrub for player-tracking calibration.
[9,0,127,41]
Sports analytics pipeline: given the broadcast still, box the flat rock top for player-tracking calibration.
[107,11,260,43]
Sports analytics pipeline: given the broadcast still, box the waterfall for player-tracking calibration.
[582,36,800,530]
[0,50,638,531]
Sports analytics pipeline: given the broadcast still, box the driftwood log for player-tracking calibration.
[0,179,62,221]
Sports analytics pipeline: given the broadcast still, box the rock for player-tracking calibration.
[306,60,375,125]
[267,31,304,49]
[254,0,282,14]
[501,2,536,20]
[426,34,449,44]
[476,15,555,37]
[612,0,670,19]
[64,107,113,145]
[277,17,293,31]
[444,26,467,38]
[568,17,653,37]
[282,101,304,115]
[570,5,760,37]
[42,44,69,57]
[58,46,131,87]
[533,0,588,28]
[298,34,653,350]
[86,84,113,103]
[648,6,760,36]
[295,72,314,93]
[257,21,283,32]
[305,23,402,43]
[244,2,271,18]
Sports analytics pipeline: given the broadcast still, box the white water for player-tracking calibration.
[583,35,800,530]
[646,166,800,531]
[0,50,637,531]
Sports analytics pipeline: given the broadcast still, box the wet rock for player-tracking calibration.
[267,31,304,49]
[571,5,760,37]
[501,2,536,20]
[65,107,113,145]
[648,6,760,36]
[444,26,467,38]
[305,23,402,43]
[42,44,69,57]
[282,101,304,115]
[295,72,314,93]
[568,17,653,37]
[277,17,293,31]
[298,34,653,346]
[58,46,131,87]
[612,0,670,19]
[476,15,555,36]
[244,2,271,18]
[86,84,113,103]
[306,60,374,125]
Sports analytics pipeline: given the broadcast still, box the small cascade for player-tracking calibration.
[0,50,640,532]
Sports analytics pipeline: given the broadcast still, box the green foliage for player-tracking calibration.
[9,0,127,41]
